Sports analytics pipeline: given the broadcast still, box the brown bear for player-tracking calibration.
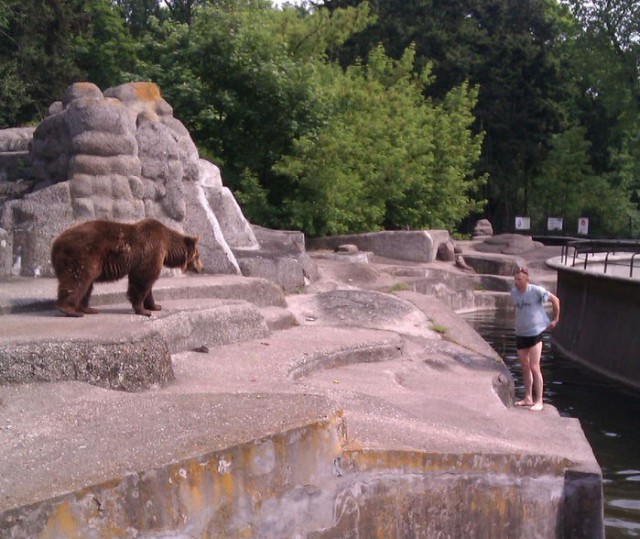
[51,218,203,317]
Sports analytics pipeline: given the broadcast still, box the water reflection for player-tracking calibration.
[462,309,640,538]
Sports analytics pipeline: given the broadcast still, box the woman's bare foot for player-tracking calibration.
[515,400,534,407]
[530,402,544,412]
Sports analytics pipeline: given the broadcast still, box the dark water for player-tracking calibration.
[462,309,640,538]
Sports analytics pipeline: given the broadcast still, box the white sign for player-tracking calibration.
[578,217,589,235]
[515,216,530,230]
[547,217,563,231]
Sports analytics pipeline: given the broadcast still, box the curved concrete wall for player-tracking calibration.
[547,257,640,389]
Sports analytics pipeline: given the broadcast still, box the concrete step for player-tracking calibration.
[261,304,298,331]
[0,275,291,390]
[0,298,277,391]
[0,274,287,315]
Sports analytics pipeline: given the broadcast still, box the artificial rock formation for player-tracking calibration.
[472,218,493,237]
[0,82,262,278]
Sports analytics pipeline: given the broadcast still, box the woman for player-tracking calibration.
[511,267,560,411]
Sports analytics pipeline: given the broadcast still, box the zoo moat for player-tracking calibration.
[463,308,640,538]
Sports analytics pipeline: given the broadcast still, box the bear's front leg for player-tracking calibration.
[56,303,85,317]
[56,279,90,317]
[143,290,162,312]
[80,284,100,314]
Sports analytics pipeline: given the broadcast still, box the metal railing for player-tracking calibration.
[560,239,640,278]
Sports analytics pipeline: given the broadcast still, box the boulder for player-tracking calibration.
[308,230,451,263]
[233,226,320,292]
[0,83,248,277]
[437,240,456,262]
[473,219,493,237]
[0,82,318,286]
[474,234,543,255]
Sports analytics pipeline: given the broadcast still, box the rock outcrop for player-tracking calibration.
[472,218,493,237]
[0,82,268,279]
[474,233,543,255]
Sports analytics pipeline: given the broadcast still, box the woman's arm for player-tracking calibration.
[547,293,560,330]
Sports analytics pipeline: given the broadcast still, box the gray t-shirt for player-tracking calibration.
[511,284,551,337]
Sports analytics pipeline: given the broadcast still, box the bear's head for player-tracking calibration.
[183,236,204,274]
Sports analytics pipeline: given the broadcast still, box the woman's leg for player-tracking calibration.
[516,347,534,406]
[529,340,544,411]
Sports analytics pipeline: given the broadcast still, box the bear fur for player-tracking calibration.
[51,218,203,317]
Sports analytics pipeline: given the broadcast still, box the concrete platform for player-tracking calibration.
[0,247,603,538]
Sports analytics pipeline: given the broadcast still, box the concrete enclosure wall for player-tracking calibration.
[1,415,602,538]
[548,258,640,389]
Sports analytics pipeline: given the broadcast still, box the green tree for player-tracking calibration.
[324,0,577,232]
[274,45,485,235]
[113,0,162,36]
[72,0,138,89]
[558,0,640,236]
[0,0,136,127]
[530,127,592,229]
[0,0,32,127]
[134,1,485,234]
[135,0,374,227]
[0,0,85,126]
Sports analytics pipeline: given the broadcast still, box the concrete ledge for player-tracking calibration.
[462,253,522,276]
[327,450,602,538]
[149,300,270,354]
[0,274,287,315]
[0,332,173,391]
[1,415,602,538]
[312,250,374,264]
[260,305,298,331]
[0,392,345,536]
[0,299,270,390]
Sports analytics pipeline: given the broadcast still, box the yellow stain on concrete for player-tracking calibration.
[39,501,80,539]
[178,460,207,512]
[344,449,569,478]
[219,460,236,499]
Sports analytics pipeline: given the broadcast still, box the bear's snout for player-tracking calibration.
[189,252,204,274]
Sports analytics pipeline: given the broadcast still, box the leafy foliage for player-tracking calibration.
[274,45,485,235]
[133,0,377,228]
[1,0,638,237]
[0,0,136,127]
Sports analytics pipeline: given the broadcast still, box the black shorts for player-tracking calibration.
[515,333,544,350]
